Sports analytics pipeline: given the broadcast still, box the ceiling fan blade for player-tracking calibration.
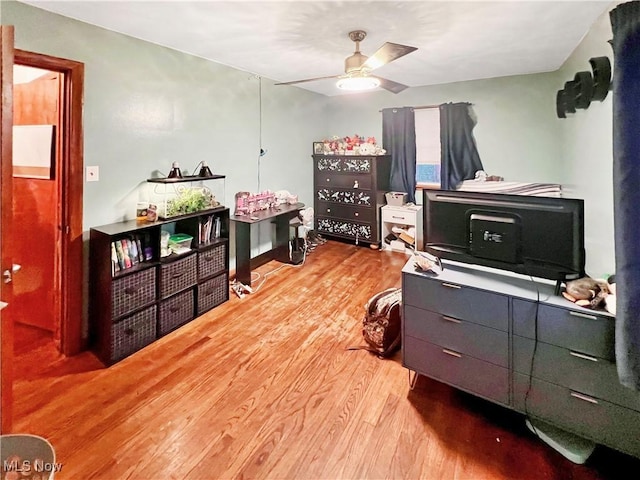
[275,74,341,86]
[362,42,417,71]
[377,76,410,94]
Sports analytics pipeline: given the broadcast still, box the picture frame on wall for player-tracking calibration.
[313,142,324,154]
[12,124,56,179]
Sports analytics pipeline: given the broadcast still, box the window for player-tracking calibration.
[415,108,441,188]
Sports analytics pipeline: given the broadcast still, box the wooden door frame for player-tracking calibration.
[1,25,16,434]
[14,49,84,356]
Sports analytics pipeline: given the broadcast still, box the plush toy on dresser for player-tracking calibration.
[562,275,616,315]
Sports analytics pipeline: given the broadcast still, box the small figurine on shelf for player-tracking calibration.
[319,134,385,155]
[146,204,158,222]
[235,192,251,216]
[234,190,280,215]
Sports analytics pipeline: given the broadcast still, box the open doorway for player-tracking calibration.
[12,65,62,360]
[10,51,84,378]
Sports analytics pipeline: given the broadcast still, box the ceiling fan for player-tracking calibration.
[275,30,417,94]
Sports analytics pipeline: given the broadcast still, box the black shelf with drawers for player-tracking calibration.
[89,207,229,365]
[402,260,640,459]
[312,154,390,246]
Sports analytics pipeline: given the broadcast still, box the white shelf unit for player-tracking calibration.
[381,205,423,254]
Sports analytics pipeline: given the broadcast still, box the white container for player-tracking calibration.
[385,191,408,206]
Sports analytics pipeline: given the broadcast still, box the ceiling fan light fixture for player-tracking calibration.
[336,75,380,91]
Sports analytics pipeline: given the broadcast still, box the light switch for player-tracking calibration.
[86,166,99,182]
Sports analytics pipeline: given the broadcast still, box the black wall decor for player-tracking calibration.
[589,56,612,101]
[556,56,611,118]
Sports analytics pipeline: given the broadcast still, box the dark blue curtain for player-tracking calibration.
[611,1,640,390]
[439,102,484,190]
[382,107,417,203]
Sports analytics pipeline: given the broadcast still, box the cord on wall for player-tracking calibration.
[257,75,263,193]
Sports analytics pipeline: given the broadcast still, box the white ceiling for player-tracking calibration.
[18,1,613,96]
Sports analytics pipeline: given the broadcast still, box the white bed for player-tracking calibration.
[456,171,562,197]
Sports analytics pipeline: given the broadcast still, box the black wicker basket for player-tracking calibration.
[198,243,227,280]
[111,267,156,319]
[197,273,229,315]
[110,305,157,363]
[159,254,197,299]
[158,288,195,336]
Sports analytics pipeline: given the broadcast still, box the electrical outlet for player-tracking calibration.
[86,166,99,182]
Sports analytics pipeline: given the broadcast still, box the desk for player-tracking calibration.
[230,202,304,286]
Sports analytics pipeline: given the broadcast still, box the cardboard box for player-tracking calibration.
[398,231,415,246]
[385,192,408,206]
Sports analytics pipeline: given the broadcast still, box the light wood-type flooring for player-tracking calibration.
[12,240,640,479]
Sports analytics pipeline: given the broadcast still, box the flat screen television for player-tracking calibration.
[423,189,585,283]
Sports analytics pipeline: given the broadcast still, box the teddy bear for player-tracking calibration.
[562,275,616,315]
[359,142,376,155]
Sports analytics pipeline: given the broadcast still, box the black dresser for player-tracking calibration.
[312,154,391,247]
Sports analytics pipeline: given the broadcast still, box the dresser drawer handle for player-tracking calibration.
[570,391,599,405]
[569,351,599,362]
[171,272,185,279]
[441,283,461,289]
[326,208,331,213]
[391,215,406,220]
[124,285,143,295]
[442,316,461,324]
[326,178,331,182]
[354,212,359,217]
[569,311,598,320]
[442,348,461,358]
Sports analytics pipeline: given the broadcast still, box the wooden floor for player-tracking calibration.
[12,240,640,479]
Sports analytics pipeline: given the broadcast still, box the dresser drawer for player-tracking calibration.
[404,305,508,367]
[315,156,373,174]
[316,217,373,240]
[513,299,615,361]
[513,373,640,458]
[111,267,157,319]
[404,336,510,405]
[316,187,374,207]
[316,202,374,223]
[381,206,418,226]
[403,274,508,330]
[159,253,198,299]
[315,173,372,190]
[513,336,640,411]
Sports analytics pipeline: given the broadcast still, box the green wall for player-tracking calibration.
[4,0,617,280]
[325,71,563,184]
[556,4,616,278]
[3,1,327,233]
[322,4,618,278]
